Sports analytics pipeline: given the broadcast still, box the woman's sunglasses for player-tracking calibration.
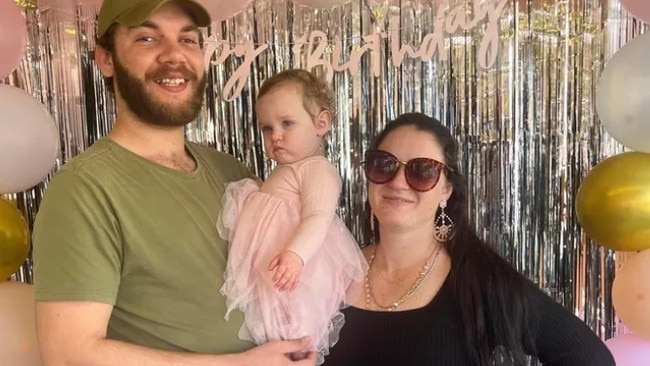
[362,149,453,192]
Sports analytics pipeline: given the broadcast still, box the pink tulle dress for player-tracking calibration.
[217,156,367,364]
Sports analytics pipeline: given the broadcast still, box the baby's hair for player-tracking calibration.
[258,69,337,119]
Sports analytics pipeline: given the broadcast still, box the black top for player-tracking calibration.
[323,275,615,366]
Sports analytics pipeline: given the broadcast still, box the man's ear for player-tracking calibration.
[314,109,332,136]
[94,45,115,78]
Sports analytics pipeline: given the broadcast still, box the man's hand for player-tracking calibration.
[242,337,316,366]
[268,250,304,291]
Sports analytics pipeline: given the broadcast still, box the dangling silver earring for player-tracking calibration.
[434,200,454,242]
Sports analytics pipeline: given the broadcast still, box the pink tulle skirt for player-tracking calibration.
[217,178,366,364]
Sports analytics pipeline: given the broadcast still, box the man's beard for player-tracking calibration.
[113,56,207,127]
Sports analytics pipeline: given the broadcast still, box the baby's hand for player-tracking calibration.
[268,250,304,292]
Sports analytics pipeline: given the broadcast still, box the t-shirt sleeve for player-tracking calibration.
[285,159,342,263]
[233,156,254,181]
[217,151,253,181]
[32,169,122,304]
[525,279,616,365]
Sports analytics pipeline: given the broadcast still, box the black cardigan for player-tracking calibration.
[323,274,615,366]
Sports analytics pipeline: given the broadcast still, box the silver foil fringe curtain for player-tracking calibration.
[2,0,647,343]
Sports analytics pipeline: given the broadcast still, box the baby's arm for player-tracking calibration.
[269,159,342,291]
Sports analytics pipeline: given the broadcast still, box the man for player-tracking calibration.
[32,0,315,365]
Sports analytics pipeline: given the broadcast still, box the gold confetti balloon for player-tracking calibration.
[0,199,29,280]
[576,152,650,251]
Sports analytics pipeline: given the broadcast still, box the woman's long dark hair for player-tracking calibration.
[368,113,535,366]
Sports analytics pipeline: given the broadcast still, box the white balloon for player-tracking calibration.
[596,32,650,153]
[0,85,60,194]
[293,0,352,9]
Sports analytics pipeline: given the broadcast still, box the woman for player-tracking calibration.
[323,113,615,365]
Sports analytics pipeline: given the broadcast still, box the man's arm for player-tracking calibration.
[36,301,315,366]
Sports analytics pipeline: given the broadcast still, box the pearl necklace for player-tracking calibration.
[364,244,442,311]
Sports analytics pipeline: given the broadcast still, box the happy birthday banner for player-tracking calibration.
[204,0,508,101]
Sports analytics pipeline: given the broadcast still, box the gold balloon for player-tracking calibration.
[0,198,30,280]
[576,152,650,251]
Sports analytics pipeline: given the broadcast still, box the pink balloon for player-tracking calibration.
[621,0,650,23]
[0,0,28,78]
[38,0,102,11]
[293,0,351,8]
[0,281,42,366]
[605,334,650,366]
[196,0,252,22]
[613,249,650,339]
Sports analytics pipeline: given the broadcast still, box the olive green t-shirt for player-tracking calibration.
[32,137,254,354]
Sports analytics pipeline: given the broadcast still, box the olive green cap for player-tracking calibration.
[97,0,211,38]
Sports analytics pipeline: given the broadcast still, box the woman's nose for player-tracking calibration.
[387,165,410,189]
